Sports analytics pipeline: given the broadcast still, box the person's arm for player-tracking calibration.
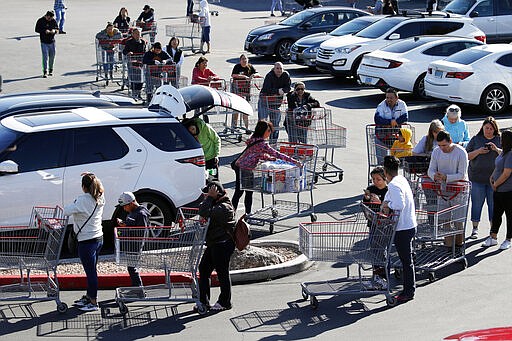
[466,137,484,161]
[493,168,512,190]
[192,68,208,84]
[134,210,150,227]
[446,149,468,183]
[306,93,320,108]
[412,136,426,155]
[177,49,184,66]
[282,72,292,94]
[142,52,154,65]
[395,101,408,125]
[198,196,215,218]
[63,196,84,216]
[374,106,391,125]
[462,121,470,143]
[385,184,406,211]
[206,68,219,80]
[137,12,144,22]
[427,149,438,181]
[206,122,221,159]
[286,92,295,110]
[264,143,300,165]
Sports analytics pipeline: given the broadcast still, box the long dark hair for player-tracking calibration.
[195,56,207,68]
[477,116,500,137]
[81,173,104,202]
[502,130,512,155]
[252,120,274,138]
[425,119,444,153]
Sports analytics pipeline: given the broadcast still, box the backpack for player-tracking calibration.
[232,214,251,251]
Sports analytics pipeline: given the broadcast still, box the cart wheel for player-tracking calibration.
[96,76,99,82]
[196,304,208,315]
[386,295,397,307]
[301,289,309,301]
[118,302,129,315]
[271,209,278,218]
[428,272,436,283]
[310,213,317,222]
[310,296,318,309]
[314,175,319,184]
[237,135,242,143]
[57,302,68,314]
[393,268,402,280]
[322,164,328,172]
[269,224,274,234]
[338,173,344,182]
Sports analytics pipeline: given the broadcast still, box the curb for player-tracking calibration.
[0,240,311,290]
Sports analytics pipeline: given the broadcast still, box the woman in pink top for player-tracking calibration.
[192,56,219,85]
[232,120,300,214]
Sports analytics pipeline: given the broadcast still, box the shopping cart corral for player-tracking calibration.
[299,203,400,308]
[242,142,318,233]
[0,206,69,313]
[114,207,208,315]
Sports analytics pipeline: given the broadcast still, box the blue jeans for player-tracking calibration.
[258,96,281,144]
[102,50,114,73]
[187,0,194,15]
[55,8,66,31]
[394,228,415,297]
[271,0,283,12]
[40,42,56,73]
[78,237,103,300]
[470,181,494,222]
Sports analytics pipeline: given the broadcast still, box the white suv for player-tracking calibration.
[315,12,486,77]
[0,85,252,248]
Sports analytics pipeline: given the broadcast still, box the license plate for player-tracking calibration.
[290,53,297,61]
[363,76,376,85]
[435,70,443,78]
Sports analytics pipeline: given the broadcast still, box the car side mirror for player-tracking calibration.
[469,11,479,18]
[301,22,313,30]
[0,160,19,175]
[388,33,400,40]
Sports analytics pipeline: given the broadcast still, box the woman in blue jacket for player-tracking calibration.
[441,104,470,147]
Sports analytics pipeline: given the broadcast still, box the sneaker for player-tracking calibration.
[211,302,231,311]
[500,240,511,250]
[73,295,90,307]
[42,73,47,78]
[481,237,498,247]
[395,293,414,303]
[59,30,66,34]
[469,228,478,239]
[373,276,387,290]
[48,69,53,76]
[270,13,275,17]
[78,302,99,312]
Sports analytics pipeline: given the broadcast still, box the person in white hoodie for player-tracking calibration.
[63,172,105,312]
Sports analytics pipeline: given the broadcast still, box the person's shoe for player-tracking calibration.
[270,13,275,16]
[42,72,47,78]
[395,293,414,303]
[500,240,511,250]
[73,295,90,307]
[470,228,478,239]
[59,30,66,34]
[78,302,99,312]
[481,237,498,247]
[281,12,286,16]
[210,302,231,311]
[372,276,387,290]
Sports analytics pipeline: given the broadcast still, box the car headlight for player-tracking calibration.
[305,47,318,54]
[258,33,274,41]
[335,45,361,54]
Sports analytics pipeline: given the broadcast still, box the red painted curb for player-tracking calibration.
[0,272,219,290]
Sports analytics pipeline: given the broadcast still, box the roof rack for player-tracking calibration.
[393,9,451,19]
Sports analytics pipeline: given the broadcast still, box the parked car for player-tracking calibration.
[0,90,138,118]
[425,43,512,115]
[442,0,512,43]
[244,6,369,61]
[290,15,383,68]
[357,36,483,98]
[315,12,486,78]
[0,85,252,248]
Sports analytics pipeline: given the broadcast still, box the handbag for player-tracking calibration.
[67,203,98,255]
[230,140,262,172]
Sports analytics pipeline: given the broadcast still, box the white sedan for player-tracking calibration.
[425,44,512,115]
[357,36,483,98]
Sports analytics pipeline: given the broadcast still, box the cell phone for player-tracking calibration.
[485,143,492,150]
[363,189,370,195]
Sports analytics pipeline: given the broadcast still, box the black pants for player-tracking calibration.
[491,191,512,239]
[394,228,416,297]
[232,169,254,214]
[199,239,235,308]
[187,0,194,16]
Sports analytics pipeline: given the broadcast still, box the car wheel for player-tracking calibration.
[480,84,510,115]
[136,194,176,237]
[275,39,293,62]
[350,55,364,79]
[413,73,429,100]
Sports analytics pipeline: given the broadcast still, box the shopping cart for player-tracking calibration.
[144,64,189,101]
[114,207,208,315]
[0,206,68,313]
[137,21,157,44]
[366,124,415,182]
[123,53,145,99]
[242,142,318,233]
[402,155,431,194]
[95,38,124,86]
[165,22,202,53]
[227,77,263,134]
[299,203,399,308]
[405,177,471,282]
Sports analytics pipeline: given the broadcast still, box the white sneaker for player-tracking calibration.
[372,276,387,290]
[469,228,478,239]
[481,237,498,247]
[500,240,511,250]
[78,302,99,312]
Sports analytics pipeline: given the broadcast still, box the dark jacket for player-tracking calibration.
[137,9,155,22]
[123,37,147,55]
[143,50,171,65]
[286,91,320,111]
[35,16,58,44]
[198,195,235,246]
[125,205,150,227]
[113,15,131,32]
[166,46,183,64]
[260,69,291,97]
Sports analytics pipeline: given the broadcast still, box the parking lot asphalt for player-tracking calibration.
[2,0,512,340]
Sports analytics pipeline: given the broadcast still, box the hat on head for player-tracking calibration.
[143,5,151,10]
[46,10,55,17]
[117,192,136,207]
[202,181,226,196]
[153,42,162,49]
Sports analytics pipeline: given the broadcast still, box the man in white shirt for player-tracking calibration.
[199,0,211,54]
[382,155,417,303]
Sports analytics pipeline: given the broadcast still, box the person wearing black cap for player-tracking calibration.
[116,192,150,289]
[196,181,236,312]
[35,11,59,78]
[142,42,171,65]
[137,5,155,28]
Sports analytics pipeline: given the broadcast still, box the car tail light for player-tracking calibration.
[427,67,432,74]
[176,156,205,167]
[446,72,473,80]
[384,59,402,69]
[474,35,486,43]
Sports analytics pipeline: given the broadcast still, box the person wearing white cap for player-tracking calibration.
[116,192,150,288]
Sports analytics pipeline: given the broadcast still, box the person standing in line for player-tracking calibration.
[231,54,259,133]
[426,0,437,11]
[95,22,122,83]
[196,181,236,312]
[466,117,501,239]
[187,0,194,17]
[54,0,67,34]
[285,81,320,144]
[35,10,59,78]
[258,62,291,144]
[164,37,184,87]
[116,192,150,288]
[441,104,470,147]
[347,0,357,8]
[199,0,212,54]
[482,130,512,250]
[64,173,105,312]
[113,7,131,35]
[367,0,383,14]
[413,119,444,156]
[122,27,147,100]
[271,0,285,17]
[382,0,396,15]
[381,156,417,303]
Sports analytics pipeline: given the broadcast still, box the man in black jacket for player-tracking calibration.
[35,11,59,78]
[123,28,147,99]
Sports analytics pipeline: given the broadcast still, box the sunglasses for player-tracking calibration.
[448,107,460,113]
[296,87,305,91]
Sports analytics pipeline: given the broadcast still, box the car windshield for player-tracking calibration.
[382,37,434,53]
[280,10,315,26]
[356,17,405,39]
[331,18,376,37]
[443,0,477,14]
[0,125,23,155]
[445,48,491,65]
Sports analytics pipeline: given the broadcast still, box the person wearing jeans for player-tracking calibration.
[35,11,59,78]
[54,0,67,33]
